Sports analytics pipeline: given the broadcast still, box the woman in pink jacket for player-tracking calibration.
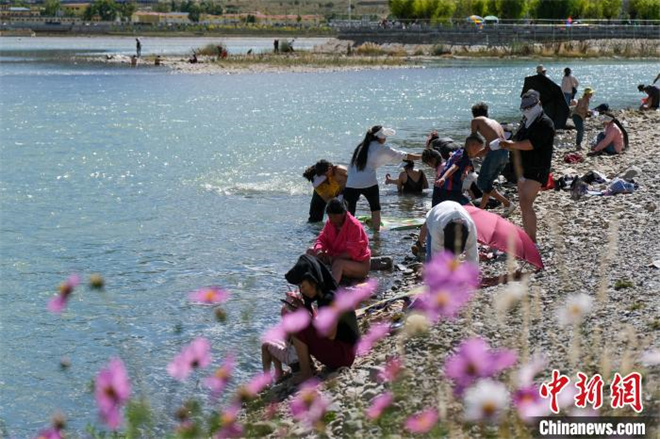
[307,198,371,283]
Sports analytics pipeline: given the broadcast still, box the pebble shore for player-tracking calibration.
[250,109,660,437]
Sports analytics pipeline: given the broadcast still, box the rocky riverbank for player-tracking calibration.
[89,37,659,75]
[243,109,660,437]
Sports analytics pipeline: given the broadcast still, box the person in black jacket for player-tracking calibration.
[285,254,360,384]
[500,90,555,243]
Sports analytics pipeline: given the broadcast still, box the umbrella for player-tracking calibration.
[521,74,570,129]
[466,15,484,24]
[484,15,499,22]
[464,205,544,270]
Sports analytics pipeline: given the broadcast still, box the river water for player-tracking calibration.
[0,36,656,435]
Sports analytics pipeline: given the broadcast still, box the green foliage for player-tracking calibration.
[125,398,153,438]
[600,0,622,19]
[495,0,526,19]
[389,0,414,19]
[119,1,137,21]
[188,3,201,22]
[42,0,61,17]
[153,1,171,12]
[614,279,634,290]
[629,0,660,19]
[533,0,571,19]
[83,0,119,21]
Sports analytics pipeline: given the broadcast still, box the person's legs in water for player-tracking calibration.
[342,187,360,216]
[362,185,382,232]
[331,258,370,284]
[308,191,326,223]
[517,178,542,243]
[572,115,584,149]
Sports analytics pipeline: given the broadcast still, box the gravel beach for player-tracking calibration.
[248,109,660,438]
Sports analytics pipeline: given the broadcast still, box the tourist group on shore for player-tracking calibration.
[261,67,659,386]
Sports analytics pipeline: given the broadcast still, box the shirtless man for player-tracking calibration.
[470,102,515,215]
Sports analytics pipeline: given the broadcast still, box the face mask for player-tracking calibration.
[522,105,542,127]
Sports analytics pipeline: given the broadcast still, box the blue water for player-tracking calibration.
[0,36,656,436]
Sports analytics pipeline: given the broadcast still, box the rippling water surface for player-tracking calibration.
[0,36,656,435]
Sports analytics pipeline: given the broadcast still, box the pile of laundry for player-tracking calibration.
[553,170,639,200]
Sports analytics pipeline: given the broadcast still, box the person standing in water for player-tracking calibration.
[344,126,421,232]
[136,38,142,58]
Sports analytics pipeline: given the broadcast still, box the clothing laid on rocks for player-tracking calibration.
[513,112,555,184]
[313,212,371,263]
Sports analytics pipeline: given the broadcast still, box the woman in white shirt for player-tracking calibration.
[561,67,579,105]
[344,126,421,232]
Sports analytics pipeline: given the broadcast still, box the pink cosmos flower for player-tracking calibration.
[290,379,330,431]
[216,404,243,438]
[333,279,378,312]
[204,355,235,397]
[356,322,390,356]
[424,251,480,292]
[313,280,377,336]
[47,274,80,314]
[236,372,272,401]
[261,309,312,344]
[517,354,547,386]
[34,429,63,439]
[313,307,340,336]
[415,285,473,323]
[378,356,404,383]
[188,286,229,305]
[366,392,394,420]
[513,385,549,421]
[404,409,438,434]
[281,308,312,333]
[95,357,131,430]
[167,337,212,381]
[444,337,517,396]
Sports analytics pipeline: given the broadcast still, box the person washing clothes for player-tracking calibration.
[344,126,421,232]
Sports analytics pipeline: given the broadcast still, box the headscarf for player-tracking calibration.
[285,254,338,311]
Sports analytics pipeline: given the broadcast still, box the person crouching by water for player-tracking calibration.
[307,198,371,284]
[424,201,478,264]
[285,254,360,384]
[500,89,555,244]
[589,113,625,156]
[304,160,348,223]
[385,160,428,193]
[344,126,421,232]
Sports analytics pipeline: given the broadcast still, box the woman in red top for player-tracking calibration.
[307,198,371,283]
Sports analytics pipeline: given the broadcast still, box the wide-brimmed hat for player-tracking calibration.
[374,127,396,139]
[583,87,594,96]
[520,89,541,109]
